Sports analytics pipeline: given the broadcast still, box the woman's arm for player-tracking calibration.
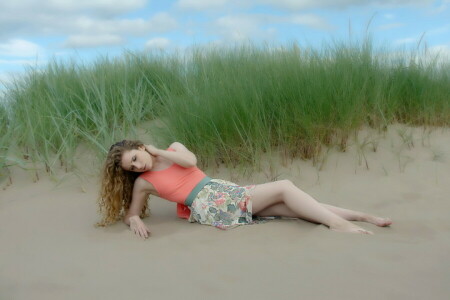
[146,142,197,168]
[123,178,152,239]
[124,178,152,224]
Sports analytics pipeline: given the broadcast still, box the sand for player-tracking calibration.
[1,124,449,300]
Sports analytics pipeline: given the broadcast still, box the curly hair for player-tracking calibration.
[96,139,150,227]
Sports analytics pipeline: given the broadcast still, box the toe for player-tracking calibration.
[380,218,392,227]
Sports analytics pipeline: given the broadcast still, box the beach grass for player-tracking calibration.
[3,53,182,173]
[1,37,449,175]
[154,39,450,169]
[0,103,9,179]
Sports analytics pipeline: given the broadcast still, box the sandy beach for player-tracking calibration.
[1,124,449,300]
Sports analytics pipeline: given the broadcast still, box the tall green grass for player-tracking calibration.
[155,40,450,168]
[0,103,9,179]
[1,38,449,175]
[3,52,184,173]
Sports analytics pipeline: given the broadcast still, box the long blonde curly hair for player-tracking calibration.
[96,139,150,227]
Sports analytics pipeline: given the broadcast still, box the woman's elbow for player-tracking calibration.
[183,162,197,168]
[184,154,197,167]
[178,153,197,168]
[190,155,197,167]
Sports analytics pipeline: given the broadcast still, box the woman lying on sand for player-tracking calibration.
[97,140,392,238]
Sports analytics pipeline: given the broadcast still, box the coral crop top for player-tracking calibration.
[138,148,207,219]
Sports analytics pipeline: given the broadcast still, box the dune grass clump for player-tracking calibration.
[0,103,9,178]
[1,37,449,174]
[4,53,185,173]
[154,40,450,169]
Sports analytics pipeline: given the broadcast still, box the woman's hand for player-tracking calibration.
[144,144,160,156]
[129,215,151,239]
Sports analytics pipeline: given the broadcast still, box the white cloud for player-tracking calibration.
[60,13,177,48]
[176,0,435,12]
[259,0,328,10]
[215,15,264,41]
[145,37,171,50]
[431,0,450,14]
[63,34,124,48]
[211,13,332,42]
[428,24,450,36]
[0,0,146,16]
[378,23,405,30]
[0,1,177,49]
[389,25,449,49]
[259,0,434,10]
[395,37,418,45]
[0,39,42,57]
[71,13,177,36]
[289,14,333,30]
[175,0,229,10]
[266,27,278,38]
[0,59,40,65]
[148,13,178,32]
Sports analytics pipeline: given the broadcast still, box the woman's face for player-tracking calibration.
[120,146,153,172]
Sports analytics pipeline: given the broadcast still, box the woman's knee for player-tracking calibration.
[279,179,295,190]
[278,179,297,197]
[269,180,294,197]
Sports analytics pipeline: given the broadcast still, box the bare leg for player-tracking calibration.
[321,204,392,227]
[256,202,392,227]
[250,180,373,234]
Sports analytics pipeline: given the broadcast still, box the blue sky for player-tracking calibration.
[0,0,449,87]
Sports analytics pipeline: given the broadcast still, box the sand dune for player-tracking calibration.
[1,124,449,300]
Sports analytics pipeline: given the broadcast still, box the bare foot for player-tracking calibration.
[363,215,392,227]
[330,220,373,235]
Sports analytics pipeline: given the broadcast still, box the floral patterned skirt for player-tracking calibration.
[188,179,267,230]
